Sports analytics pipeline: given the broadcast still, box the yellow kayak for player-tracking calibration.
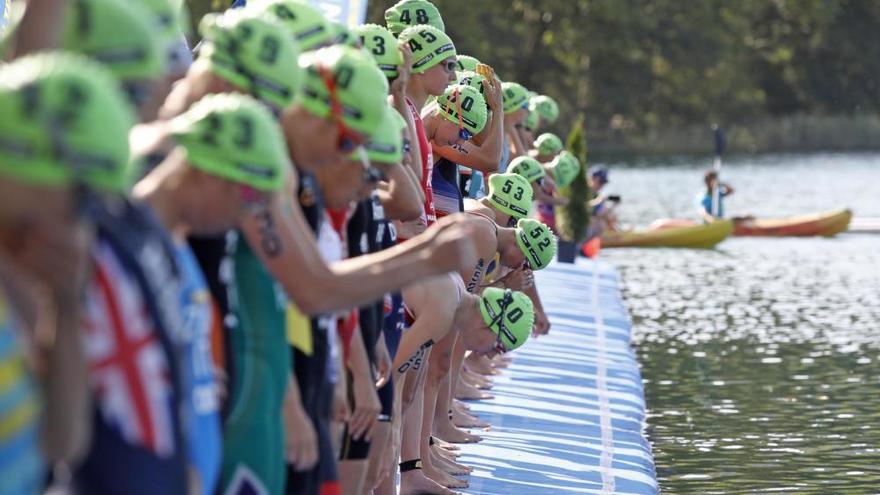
[601,219,733,248]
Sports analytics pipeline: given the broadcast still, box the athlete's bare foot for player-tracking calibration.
[453,408,490,429]
[492,354,513,368]
[431,446,473,475]
[465,354,501,375]
[453,399,471,412]
[425,464,469,489]
[455,379,493,401]
[432,435,460,452]
[435,423,483,444]
[432,443,460,461]
[462,371,493,390]
[400,469,456,495]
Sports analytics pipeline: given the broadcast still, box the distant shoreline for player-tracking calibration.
[583,114,880,156]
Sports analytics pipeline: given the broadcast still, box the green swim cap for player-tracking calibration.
[329,21,359,47]
[515,218,556,270]
[508,156,546,184]
[198,9,301,110]
[487,173,533,219]
[398,25,455,74]
[60,0,164,81]
[457,70,488,99]
[534,132,563,156]
[170,93,288,191]
[524,108,539,131]
[456,55,479,72]
[139,0,186,66]
[552,151,581,188]
[359,107,406,165]
[385,0,444,36]
[502,81,529,114]
[479,287,534,352]
[531,94,559,123]
[0,52,135,191]
[298,45,390,137]
[247,0,332,52]
[356,24,402,79]
[437,84,488,135]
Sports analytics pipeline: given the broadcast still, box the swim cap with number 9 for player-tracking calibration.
[170,93,288,191]
[355,24,402,79]
[385,0,444,36]
[515,218,557,270]
[198,9,301,111]
[437,84,488,135]
[0,52,135,191]
[398,25,456,74]
[479,287,534,352]
[488,173,533,219]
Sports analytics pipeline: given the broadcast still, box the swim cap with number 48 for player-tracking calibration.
[385,0,444,35]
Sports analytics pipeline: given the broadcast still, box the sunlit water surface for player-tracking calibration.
[599,153,880,493]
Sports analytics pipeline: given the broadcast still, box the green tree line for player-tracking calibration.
[366,0,880,152]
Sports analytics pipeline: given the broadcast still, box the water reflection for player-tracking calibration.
[601,154,880,493]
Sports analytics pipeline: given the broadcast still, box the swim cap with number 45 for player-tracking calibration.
[398,25,456,74]
[385,0,444,36]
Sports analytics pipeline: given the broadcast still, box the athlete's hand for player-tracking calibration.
[504,266,534,291]
[533,309,550,336]
[484,73,503,112]
[422,214,479,274]
[11,219,93,303]
[374,338,392,389]
[349,372,381,441]
[283,399,319,471]
[390,43,413,97]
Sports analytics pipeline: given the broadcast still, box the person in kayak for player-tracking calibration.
[699,169,734,222]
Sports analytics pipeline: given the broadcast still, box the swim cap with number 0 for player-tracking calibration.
[479,287,535,352]
[437,84,488,135]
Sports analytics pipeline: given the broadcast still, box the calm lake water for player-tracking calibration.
[599,152,880,493]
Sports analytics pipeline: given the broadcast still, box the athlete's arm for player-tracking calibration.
[10,0,67,57]
[392,276,458,370]
[522,283,551,335]
[377,162,422,221]
[240,183,477,315]
[283,374,318,470]
[345,328,380,441]
[431,79,504,173]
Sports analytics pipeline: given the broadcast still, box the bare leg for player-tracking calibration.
[339,459,368,495]
[399,351,452,495]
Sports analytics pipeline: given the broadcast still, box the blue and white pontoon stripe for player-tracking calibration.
[459,259,659,495]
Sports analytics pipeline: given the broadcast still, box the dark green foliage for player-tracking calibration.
[556,117,590,244]
[365,0,880,151]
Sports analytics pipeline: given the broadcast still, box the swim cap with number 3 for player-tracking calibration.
[355,24,402,79]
